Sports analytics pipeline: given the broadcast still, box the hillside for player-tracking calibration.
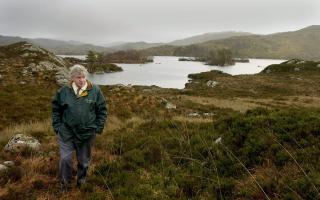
[105,41,164,52]
[0,35,110,55]
[105,31,252,51]
[143,25,320,60]
[169,31,253,46]
[0,43,320,199]
[0,42,70,87]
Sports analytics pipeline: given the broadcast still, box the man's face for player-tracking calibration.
[72,73,86,88]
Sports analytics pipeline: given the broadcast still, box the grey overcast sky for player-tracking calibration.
[0,0,319,45]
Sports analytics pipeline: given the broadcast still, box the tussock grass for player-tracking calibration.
[0,119,53,148]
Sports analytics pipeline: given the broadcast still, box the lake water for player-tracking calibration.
[58,55,286,89]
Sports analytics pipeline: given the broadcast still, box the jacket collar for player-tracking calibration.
[68,80,93,90]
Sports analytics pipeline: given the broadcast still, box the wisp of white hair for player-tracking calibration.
[69,64,89,78]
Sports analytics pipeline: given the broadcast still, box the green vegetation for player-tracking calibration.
[85,51,123,73]
[90,107,320,199]
[186,60,320,98]
[178,48,235,66]
[105,50,153,64]
[1,42,320,199]
[205,48,234,66]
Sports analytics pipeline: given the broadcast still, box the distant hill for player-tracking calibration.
[143,25,320,60]
[105,41,164,52]
[0,35,110,55]
[0,31,254,55]
[105,32,252,51]
[2,25,319,59]
[168,31,253,46]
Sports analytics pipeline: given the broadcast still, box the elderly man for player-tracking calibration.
[52,64,107,191]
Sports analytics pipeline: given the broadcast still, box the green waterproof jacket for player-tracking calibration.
[51,80,107,142]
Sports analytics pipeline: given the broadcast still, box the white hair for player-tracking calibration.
[69,64,88,78]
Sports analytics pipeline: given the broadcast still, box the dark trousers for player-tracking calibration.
[57,134,95,186]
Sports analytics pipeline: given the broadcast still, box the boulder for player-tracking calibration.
[166,102,176,110]
[160,98,176,109]
[3,161,15,167]
[188,112,201,117]
[55,67,70,86]
[0,164,7,172]
[206,80,218,87]
[215,137,222,144]
[4,134,40,152]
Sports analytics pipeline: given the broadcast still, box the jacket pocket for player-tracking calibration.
[84,99,95,111]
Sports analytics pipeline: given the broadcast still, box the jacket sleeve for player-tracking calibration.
[52,89,63,134]
[95,86,107,134]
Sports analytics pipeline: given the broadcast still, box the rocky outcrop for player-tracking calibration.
[4,134,40,153]
[0,42,70,86]
[261,59,320,74]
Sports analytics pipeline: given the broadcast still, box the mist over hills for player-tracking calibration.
[1,25,319,60]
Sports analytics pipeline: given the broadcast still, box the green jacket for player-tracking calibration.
[51,80,107,142]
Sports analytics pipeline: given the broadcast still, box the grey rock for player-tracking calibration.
[55,67,70,86]
[215,137,222,144]
[297,61,306,64]
[17,43,70,86]
[0,164,8,172]
[285,59,300,64]
[207,80,218,87]
[21,43,46,54]
[317,64,320,68]
[49,53,69,67]
[21,52,37,57]
[294,67,300,71]
[4,134,41,152]
[142,89,152,92]
[188,112,201,117]
[39,61,57,71]
[166,102,176,109]
[160,98,176,109]
[203,112,215,117]
[3,161,14,167]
